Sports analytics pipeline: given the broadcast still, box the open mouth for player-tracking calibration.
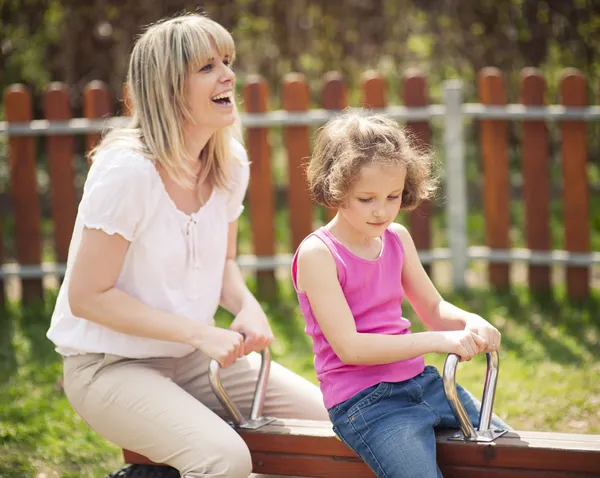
[211,91,233,105]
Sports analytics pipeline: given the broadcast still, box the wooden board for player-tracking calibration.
[124,419,600,477]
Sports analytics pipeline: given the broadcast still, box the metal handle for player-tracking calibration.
[208,348,272,428]
[442,351,507,442]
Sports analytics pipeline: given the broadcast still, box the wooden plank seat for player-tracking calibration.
[124,420,600,477]
[123,350,600,477]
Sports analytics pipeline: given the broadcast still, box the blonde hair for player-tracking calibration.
[307,110,437,210]
[91,13,242,188]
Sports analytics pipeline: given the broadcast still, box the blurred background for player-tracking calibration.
[2,1,600,107]
[0,1,599,477]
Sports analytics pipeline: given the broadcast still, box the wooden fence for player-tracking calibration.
[0,67,597,304]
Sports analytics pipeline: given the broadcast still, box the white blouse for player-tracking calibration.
[47,140,250,358]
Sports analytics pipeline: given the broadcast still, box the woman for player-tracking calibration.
[47,13,327,478]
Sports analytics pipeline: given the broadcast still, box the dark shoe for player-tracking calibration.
[105,464,180,478]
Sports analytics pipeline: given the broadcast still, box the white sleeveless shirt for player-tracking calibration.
[47,140,250,358]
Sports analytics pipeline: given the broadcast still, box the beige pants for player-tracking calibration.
[63,350,329,478]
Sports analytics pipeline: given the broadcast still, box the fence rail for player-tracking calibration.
[3,104,600,136]
[0,67,596,303]
[3,248,599,280]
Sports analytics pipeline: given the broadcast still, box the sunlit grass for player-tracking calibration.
[1,280,598,477]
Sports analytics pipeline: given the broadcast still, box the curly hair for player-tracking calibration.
[307,110,438,211]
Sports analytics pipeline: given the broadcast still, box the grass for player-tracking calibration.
[0,280,599,478]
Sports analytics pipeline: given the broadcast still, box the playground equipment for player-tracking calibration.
[118,349,600,478]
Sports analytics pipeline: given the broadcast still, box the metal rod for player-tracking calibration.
[208,348,271,427]
[2,247,598,279]
[0,106,447,136]
[443,354,477,439]
[2,104,599,136]
[479,352,500,431]
[208,358,247,427]
[250,348,271,420]
[444,80,468,289]
[462,104,600,121]
[442,351,500,439]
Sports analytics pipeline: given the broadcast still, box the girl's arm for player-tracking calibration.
[392,223,500,351]
[220,220,274,354]
[391,223,470,331]
[69,228,245,367]
[296,235,485,365]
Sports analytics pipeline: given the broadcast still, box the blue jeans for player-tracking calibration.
[328,365,509,478]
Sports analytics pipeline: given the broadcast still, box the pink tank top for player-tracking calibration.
[291,227,426,408]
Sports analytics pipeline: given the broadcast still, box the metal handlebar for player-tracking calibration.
[442,351,507,442]
[208,348,275,430]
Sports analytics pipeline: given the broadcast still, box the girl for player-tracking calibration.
[47,13,327,478]
[292,111,507,478]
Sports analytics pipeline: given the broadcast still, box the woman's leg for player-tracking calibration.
[63,353,253,478]
[174,350,329,420]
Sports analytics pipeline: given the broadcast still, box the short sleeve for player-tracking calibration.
[79,148,158,242]
[226,140,250,222]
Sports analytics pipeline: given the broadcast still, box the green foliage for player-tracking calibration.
[0,0,64,94]
[2,0,600,111]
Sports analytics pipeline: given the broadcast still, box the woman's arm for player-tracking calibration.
[296,235,485,365]
[69,228,245,367]
[220,220,274,354]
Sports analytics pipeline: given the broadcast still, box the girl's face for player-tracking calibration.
[184,46,236,133]
[339,163,407,237]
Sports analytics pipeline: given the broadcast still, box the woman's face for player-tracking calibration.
[185,46,236,133]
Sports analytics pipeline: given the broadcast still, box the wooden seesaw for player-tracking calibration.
[123,349,600,477]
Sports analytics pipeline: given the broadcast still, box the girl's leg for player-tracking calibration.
[328,381,443,478]
[174,349,329,420]
[63,353,253,478]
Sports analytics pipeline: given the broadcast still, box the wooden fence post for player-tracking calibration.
[362,70,387,109]
[321,71,348,222]
[244,76,277,299]
[403,71,433,276]
[520,69,551,293]
[283,73,313,251]
[43,83,77,264]
[560,69,590,299]
[478,68,511,290]
[83,81,112,158]
[4,85,43,304]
